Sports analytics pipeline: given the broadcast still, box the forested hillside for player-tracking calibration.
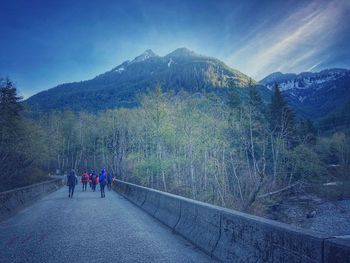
[25,48,263,112]
[3,78,349,218]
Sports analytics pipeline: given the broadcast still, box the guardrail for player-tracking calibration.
[0,178,64,222]
[113,179,350,263]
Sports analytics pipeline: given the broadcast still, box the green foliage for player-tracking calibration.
[0,78,48,191]
[269,83,295,134]
[0,78,23,149]
[318,99,350,133]
[288,144,327,182]
[4,77,348,214]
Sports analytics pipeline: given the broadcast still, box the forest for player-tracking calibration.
[1,78,349,217]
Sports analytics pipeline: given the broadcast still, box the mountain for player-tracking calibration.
[25,48,258,112]
[260,69,350,119]
[318,99,350,132]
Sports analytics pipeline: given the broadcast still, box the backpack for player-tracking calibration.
[99,174,106,185]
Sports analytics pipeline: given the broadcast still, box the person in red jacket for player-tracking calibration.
[91,172,98,192]
[81,171,89,192]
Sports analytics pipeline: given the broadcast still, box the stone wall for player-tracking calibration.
[113,179,350,263]
[0,178,64,222]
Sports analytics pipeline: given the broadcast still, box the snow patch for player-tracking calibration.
[298,96,306,103]
[168,58,174,67]
[264,70,348,91]
[115,67,125,73]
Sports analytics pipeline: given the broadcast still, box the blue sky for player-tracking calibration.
[1,0,349,98]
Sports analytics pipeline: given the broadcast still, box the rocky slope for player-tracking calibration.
[260,69,350,119]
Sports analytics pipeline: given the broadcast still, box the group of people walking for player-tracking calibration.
[66,168,112,198]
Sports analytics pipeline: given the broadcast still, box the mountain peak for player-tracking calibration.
[259,72,297,85]
[166,47,197,58]
[132,49,158,62]
[26,47,255,112]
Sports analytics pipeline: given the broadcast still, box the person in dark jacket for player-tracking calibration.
[89,171,94,189]
[67,169,78,198]
[99,169,107,198]
[106,172,112,191]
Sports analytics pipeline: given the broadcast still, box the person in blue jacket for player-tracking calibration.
[99,168,107,198]
[67,169,78,198]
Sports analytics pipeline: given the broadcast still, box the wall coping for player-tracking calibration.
[0,178,61,195]
[114,179,335,239]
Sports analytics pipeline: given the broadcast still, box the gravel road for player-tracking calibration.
[0,185,215,263]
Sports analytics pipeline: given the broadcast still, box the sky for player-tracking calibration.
[1,0,349,98]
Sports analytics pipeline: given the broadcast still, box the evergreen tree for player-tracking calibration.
[0,78,23,148]
[248,84,266,116]
[269,83,295,135]
[227,88,241,109]
[297,119,317,145]
[0,78,28,189]
[227,87,242,123]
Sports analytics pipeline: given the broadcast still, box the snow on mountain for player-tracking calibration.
[115,67,125,73]
[167,58,174,67]
[260,69,349,91]
[260,68,350,119]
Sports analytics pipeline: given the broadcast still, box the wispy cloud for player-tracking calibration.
[306,61,322,72]
[228,0,349,80]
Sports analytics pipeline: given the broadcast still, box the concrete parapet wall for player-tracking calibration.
[214,209,324,262]
[175,201,221,255]
[113,179,350,263]
[154,193,181,229]
[0,178,64,222]
[324,237,350,263]
[142,190,160,216]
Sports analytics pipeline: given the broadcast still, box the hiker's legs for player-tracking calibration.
[101,184,105,197]
[71,185,75,197]
[69,185,73,197]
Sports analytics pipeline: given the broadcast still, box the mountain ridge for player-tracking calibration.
[259,68,350,119]
[25,48,350,125]
[25,48,257,112]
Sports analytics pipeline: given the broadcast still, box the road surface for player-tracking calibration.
[0,185,215,263]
